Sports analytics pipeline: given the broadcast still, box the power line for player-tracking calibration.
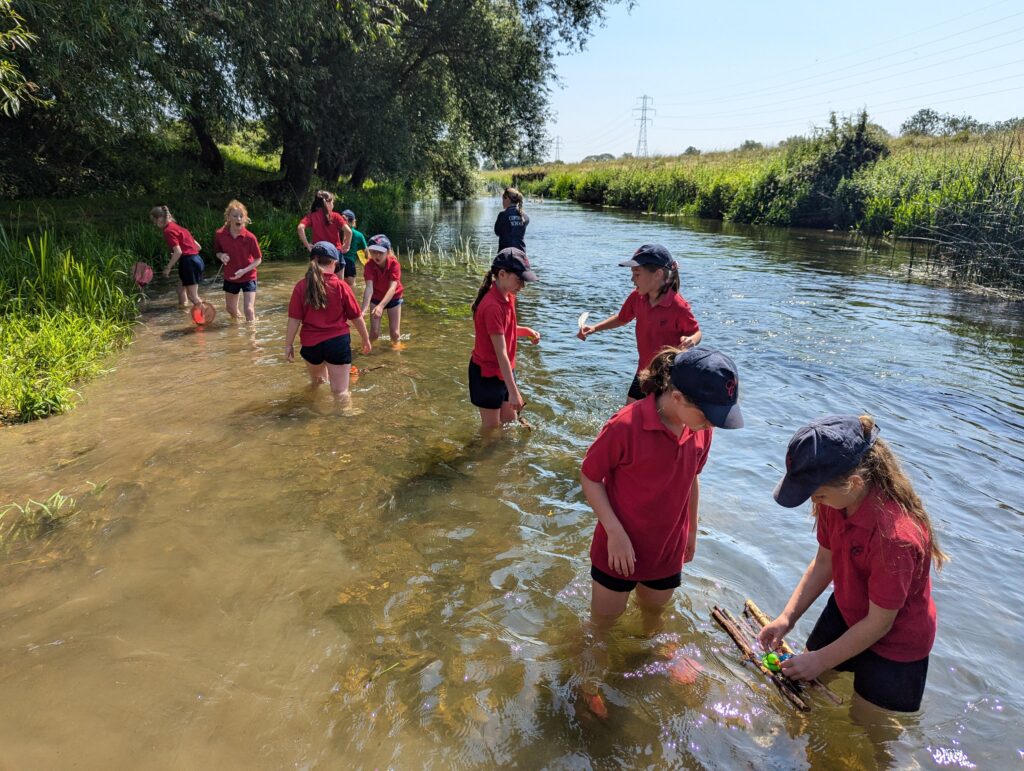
[634,95,655,157]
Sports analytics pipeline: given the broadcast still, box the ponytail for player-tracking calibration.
[472,269,498,314]
[310,190,334,230]
[303,255,333,310]
[504,186,524,216]
[638,346,683,397]
[647,262,680,300]
[820,415,950,570]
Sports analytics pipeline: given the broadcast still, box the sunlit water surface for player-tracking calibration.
[1,199,1021,769]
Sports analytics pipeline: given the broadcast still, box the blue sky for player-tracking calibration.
[546,0,1024,161]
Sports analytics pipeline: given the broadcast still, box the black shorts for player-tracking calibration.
[300,334,352,366]
[223,279,257,294]
[468,359,509,409]
[371,296,403,310]
[806,594,929,712]
[590,565,682,593]
[342,258,357,278]
[178,254,205,286]
[627,373,644,400]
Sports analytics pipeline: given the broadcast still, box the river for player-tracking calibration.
[1,198,1021,769]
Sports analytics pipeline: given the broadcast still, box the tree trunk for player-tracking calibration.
[186,112,224,174]
[317,146,343,184]
[262,120,318,204]
[349,155,369,189]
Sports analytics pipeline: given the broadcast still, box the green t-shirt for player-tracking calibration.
[343,228,369,264]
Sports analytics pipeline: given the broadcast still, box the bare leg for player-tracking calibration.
[634,584,675,637]
[225,291,241,319]
[242,291,256,321]
[369,311,382,343]
[176,282,187,306]
[478,407,502,431]
[387,304,402,343]
[590,581,631,638]
[184,284,202,306]
[305,362,328,386]
[324,362,352,397]
[345,275,355,289]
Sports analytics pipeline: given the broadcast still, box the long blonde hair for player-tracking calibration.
[223,199,251,227]
[819,415,949,570]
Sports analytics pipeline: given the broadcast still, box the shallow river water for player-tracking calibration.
[1,198,1022,769]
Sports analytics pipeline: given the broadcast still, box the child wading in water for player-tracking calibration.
[494,187,529,252]
[759,415,946,715]
[578,244,701,404]
[285,242,371,399]
[152,205,204,309]
[360,235,404,346]
[214,199,262,321]
[297,190,352,266]
[581,347,743,639]
[341,209,369,288]
[468,248,540,430]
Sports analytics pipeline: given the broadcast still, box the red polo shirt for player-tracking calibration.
[363,255,403,303]
[471,283,517,380]
[214,226,261,283]
[299,211,349,248]
[816,488,936,662]
[162,222,199,255]
[287,271,362,346]
[617,289,700,372]
[582,395,713,581]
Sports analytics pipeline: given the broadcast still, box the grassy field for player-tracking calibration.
[0,145,410,424]
[489,129,1024,289]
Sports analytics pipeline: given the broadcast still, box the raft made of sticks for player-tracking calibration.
[711,605,808,711]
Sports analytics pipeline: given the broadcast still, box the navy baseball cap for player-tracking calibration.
[310,241,340,261]
[619,244,674,269]
[493,247,538,282]
[368,234,391,252]
[773,415,880,507]
[670,348,743,429]
[341,209,356,223]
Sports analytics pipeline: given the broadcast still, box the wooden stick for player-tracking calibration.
[743,600,843,706]
[712,606,808,712]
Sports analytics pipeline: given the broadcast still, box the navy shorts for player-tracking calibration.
[591,565,682,593]
[371,296,403,310]
[223,279,257,294]
[627,373,644,400]
[342,257,357,278]
[300,334,352,366]
[178,254,205,286]
[806,594,929,712]
[468,360,509,409]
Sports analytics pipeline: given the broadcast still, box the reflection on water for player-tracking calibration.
[1,199,1021,768]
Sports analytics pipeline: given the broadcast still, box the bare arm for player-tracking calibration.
[758,546,834,651]
[371,280,399,318]
[581,474,635,576]
[490,332,522,410]
[284,317,301,361]
[297,224,311,251]
[684,477,700,562]
[361,281,373,315]
[163,245,183,277]
[351,315,372,354]
[578,313,628,340]
[783,602,898,682]
[339,221,352,253]
[681,329,702,349]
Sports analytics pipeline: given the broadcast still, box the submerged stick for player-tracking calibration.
[743,600,843,706]
[712,606,808,712]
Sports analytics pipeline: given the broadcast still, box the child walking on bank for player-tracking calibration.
[360,235,404,345]
[285,241,371,399]
[468,248,540,430]
[151,205,204,309]
[759,415,946,714]
[214,199,262,321]
[494,187,529,252]
[581,347,743,638]
[578,244,701,403]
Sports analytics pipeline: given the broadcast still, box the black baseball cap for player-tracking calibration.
[773,415,879,508]
[310,241,340,261]
[670,348,743,429]
[619,244,674,269]
[493,247,538,282]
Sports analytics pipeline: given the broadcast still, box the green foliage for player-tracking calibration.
[0,0,45,115]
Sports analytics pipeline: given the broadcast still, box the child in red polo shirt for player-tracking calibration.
[284,241,371,399]
[151,205,204,309]
[468,248,541,430]
[759,415,948,713]
[359,235,404,346]
[582,346,742,637]
[578,244,701,404]
[214,199,262,321]
[297,191,352,271]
